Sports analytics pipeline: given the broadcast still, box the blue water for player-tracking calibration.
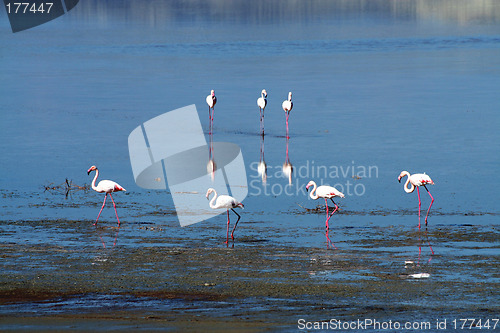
[1,0,499,330]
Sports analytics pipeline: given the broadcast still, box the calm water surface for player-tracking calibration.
[0,0,499,330]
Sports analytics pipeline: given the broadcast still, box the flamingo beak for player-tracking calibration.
[398,177,401,183]
[306,185,310,191]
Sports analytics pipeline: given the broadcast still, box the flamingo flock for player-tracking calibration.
[87,89,436,250]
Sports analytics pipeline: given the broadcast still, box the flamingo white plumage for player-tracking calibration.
[398,171,435,229]
[206,188,244,244]
[206,89,217,133]
[282,92,293,138]
[306,180,344,248]
[257,89,267,134]
[87,165,125,227]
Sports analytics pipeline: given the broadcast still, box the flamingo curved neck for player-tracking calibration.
[309,182,319,200]
[401,171,415,193]
[209,189,218,209]
[91,169,99,192]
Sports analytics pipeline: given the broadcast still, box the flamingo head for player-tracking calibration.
[305,181,315,191]
[205,188,215,199]
[237,202,244,209]
[262,89,267,97]
[87,165,97,175]
[211,89,215,96]
[398,171,408,183]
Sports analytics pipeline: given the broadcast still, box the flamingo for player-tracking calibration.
[206,188,244,244]
[257,89,267,134]
[206,89,217,133]
[306,180,345,248]
[87,165,126,227]
[398,171,435,229]
[282,92,293,138]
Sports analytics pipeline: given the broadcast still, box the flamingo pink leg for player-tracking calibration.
[225,210,230,245]
[208,106,211,133]
[324,199,338,249]
[286,112,290,138]
[108,193,121,226]
[261,109,265,135]
[259,108,263,133]
[230,208,241,240]
[417,186,422,229]
[211,108,215,133]
[94,193,107,226]
[424,186,434,226]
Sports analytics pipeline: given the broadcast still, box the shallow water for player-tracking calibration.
[1,0,499,331]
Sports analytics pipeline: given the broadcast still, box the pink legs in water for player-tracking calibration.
[285,111,290,138]
[94,193,121,227]
[324,198,339,249]
[224,209,241,246]
[259,107,265,135]
[416,185,434,255]
[208,106,215,134]
[416,185,434,229]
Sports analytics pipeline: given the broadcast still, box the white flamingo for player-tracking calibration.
[282,92,293,137]
[398,171,435,229]
[306,180,345,248]
[206,188,244,244]
[206,89,217,133]
[87,165,126,227]
[257,89,267,134]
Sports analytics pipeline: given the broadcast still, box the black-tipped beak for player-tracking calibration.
[398,178,401,183]
[87,170,91,175]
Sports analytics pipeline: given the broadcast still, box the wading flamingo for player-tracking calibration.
[87,165,125,227]
[398,171,434,229]
[306,180,345,248]
[257,89,267,134]
[206,89,217,133]
[282,92,293,138]
[206,188,244,245]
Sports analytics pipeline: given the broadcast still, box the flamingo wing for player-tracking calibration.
[206,95,216,108]
[214,195,239,209]
[257,97,267,109]
[282,100,292,112]
[96,180,126,193]
[316,185,345,199]
[411,173,434,186]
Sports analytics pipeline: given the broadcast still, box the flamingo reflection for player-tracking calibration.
[258,134,267,183]
[207,130,216,181]
[96,225,120,249]
[282,135,293,184]
[418,227,434,262]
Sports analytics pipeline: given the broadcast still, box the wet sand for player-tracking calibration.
[1,218,498,331]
